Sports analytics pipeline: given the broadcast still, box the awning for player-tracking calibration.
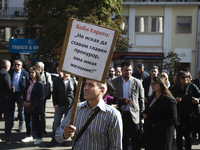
[112,52,164,60]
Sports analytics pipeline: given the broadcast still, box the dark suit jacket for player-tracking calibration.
[111,76,145,124]
[132,70,149,80]
[143,95,177,150]
[192,78,200,90]
[0,68,14,112]
[9,69,29,95]
[53,77,77,107]
[142,76,151,98]
[23,81,44,106]
[171,83,200,121]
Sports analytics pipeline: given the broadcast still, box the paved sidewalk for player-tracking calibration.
[0,99,200,150]
[0,99,72,150]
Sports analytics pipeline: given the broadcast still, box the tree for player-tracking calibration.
[24,0,131,56]
[157,51,181,74]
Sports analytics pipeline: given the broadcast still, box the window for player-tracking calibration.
[5,27,12,41]
[121,16,129,36]
[176,16,192,33]
[0,28,5,41]
[0,27,15,41]
[135,17,148,33]
[151,17,163,33]
[25,27,41,39]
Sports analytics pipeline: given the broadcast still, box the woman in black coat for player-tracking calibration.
[171,71,200,150]
[21,67,44,145]
[142,77,177,150]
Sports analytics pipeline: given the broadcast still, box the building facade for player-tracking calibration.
[1,0,200,77]
[0,0,43,67]
[113,0,200,78]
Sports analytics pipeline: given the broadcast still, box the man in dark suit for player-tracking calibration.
[112,61,145,150]
[0,60,15,144]
[193,70,200,89]
[132,63,149,82]
[9,60,29,132]
[47,72,77,147]
[192,70,200,141]
[142,66,159,106]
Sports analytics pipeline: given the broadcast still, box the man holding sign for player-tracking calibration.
[55,79,122,149]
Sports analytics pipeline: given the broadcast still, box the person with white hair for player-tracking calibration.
[35,62,51,134]
[9,60,29,132]
[0,60,14,144]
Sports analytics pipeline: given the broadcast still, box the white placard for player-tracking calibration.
[61,19,116,81]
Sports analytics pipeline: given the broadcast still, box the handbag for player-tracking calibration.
[24,105,35,113]
[24,101,37,113]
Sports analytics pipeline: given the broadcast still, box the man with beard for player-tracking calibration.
[107,67,116,81]
[111,61,145,150]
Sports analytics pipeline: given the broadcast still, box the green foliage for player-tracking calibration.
[157,51,181,74]
[24,0,131,56]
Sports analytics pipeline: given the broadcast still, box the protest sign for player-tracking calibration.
[59,18,118,83]
[59,18,118,125]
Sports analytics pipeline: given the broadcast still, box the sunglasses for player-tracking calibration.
[15,64,21,66]
[181,76,189,79]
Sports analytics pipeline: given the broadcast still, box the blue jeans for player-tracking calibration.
[51,105,71,139]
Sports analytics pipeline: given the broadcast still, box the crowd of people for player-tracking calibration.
[0,60,51,145]
[0,59,200,150]
[106,62,200,150]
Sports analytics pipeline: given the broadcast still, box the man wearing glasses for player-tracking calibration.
[107,67,116,81]
[9,60,29,132]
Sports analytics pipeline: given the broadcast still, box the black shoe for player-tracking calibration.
[47,139,57,147]
[62,141,70,146]
[42,130,47,135]
[6,138,13,144]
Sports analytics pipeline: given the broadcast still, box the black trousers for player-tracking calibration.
[40,99,46,132]
[32,99,46,132]
[0,111,13,139]
[24,105,42,138]
[122,111,140,150]
[176,117,191,150]
[12,92,24,127]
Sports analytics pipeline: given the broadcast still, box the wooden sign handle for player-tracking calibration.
[70,77,83,125]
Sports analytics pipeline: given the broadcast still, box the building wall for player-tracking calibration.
[120,4,199,77]
[171,6,198,77]
[7,0,24,7]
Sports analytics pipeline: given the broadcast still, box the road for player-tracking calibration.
[0,100,200,150]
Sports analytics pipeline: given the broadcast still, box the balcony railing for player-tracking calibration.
[123,0,200,2]
[0,7,27,18]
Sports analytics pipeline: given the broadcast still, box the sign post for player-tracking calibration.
[59,18,118,125]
